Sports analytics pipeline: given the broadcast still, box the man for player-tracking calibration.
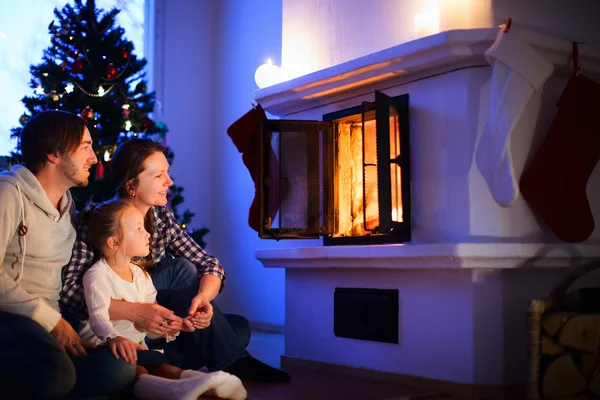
[0,110,136,398]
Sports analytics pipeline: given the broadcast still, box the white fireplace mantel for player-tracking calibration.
[255,28,600,117]
[256,243,600,270]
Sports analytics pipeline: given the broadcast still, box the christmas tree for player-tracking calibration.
[10,0,208,246]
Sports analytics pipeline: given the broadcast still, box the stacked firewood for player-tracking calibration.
[538,313,600,398]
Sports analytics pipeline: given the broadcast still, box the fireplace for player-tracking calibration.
[259,91,411,245]
[252,28,600,399]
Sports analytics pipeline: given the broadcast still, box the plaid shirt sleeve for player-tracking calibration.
[161,207,226,291]
[60,204,97,321]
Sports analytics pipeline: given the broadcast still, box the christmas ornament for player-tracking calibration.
[81,106,94,120]
[475,27,553,207]
[19,114,30,126]
[71,59,84,73]
[49,90,59,101]
[106,63,117,79]
[135,81,147,93]
[120,48,129,59]
[520,44,600,243]
[142,118,154,131]
[122,108,130,118]
[96,161,104,179]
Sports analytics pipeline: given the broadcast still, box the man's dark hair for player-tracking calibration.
[20,110,87,174]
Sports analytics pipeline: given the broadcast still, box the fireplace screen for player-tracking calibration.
[259,91,410,245]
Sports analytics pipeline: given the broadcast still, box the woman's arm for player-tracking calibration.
[109,299,176,336]
[163,208,226,295]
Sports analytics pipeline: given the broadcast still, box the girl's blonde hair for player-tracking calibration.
[86,199,150,275]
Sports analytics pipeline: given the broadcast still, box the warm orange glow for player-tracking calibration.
[389,111,403,223]
[333,106,403,237]
[334,116,379,237]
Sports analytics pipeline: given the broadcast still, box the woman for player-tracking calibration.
[61,138,290,382]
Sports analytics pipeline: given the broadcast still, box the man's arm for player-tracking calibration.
[0,182,61,331]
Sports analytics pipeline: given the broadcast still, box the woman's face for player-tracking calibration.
[131,151,173,208]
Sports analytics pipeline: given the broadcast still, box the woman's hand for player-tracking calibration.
[106,336,145,363]
[131,302,178,335]
[188,294,213,330]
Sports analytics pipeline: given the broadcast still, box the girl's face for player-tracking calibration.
[132,151,173,208]
[120,206,151,257]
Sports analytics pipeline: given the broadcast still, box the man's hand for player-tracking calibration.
[132,303,179,336]
[188,294,213,329]
[50,318,96,357]
[106,336,145,364]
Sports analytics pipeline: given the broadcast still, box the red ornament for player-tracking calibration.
[120,48,129,59]
[71,59,84,73]
[81,106,94,120]
[106,63,118,80]
[96,162,104,180]
[142,118,154,131]
[122,109,130,118]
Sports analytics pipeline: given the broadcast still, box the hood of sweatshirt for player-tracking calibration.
[0,165,72,219]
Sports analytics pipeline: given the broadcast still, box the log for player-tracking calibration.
[542,354,587,398]
[558,315,600,352]
[579,352,600,378]
[590,370,600,396]
[542,336,563,356]
[542,314,569,336]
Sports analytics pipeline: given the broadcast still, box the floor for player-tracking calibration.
[235,331,452,400]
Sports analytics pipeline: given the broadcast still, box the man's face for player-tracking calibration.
[60,127,98,188]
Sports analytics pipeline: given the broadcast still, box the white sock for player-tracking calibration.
[475,29,552,207]
[133,372,230,400]
[181,370,247,400]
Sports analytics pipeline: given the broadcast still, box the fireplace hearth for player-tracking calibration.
[259,91,411,245]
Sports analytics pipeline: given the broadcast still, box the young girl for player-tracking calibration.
[79,199,247,400]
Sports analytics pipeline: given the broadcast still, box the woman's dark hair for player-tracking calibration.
[20,110,87,174]
[111,138,165,198]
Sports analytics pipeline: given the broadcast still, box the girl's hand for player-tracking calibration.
[106,336,145,364]
[181,318,195,332]
[165,317,182,335]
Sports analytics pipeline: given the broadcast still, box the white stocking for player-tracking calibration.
[475,28,553,207]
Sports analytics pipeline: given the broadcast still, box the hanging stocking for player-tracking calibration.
[475,27,554,207]
[520,43,600,243]
[227,104,281,232]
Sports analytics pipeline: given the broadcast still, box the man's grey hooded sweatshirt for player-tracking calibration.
[0,165,75,331]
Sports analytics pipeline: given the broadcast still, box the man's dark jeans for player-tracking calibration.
[0,311,136,399]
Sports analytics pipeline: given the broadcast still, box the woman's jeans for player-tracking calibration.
[148,257,251,371]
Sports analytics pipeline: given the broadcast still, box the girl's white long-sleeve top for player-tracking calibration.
[78,258,156,345]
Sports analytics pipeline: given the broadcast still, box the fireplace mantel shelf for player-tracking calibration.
[255,243,600,269]
[255,28,600,117]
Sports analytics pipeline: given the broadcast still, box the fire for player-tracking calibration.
[334,112,403,237]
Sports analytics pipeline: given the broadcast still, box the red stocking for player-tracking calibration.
[227,104,280,232]
[520,70,600,242]
[227,104,267,154]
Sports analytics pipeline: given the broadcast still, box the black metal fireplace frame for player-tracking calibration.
[258,91,411,246]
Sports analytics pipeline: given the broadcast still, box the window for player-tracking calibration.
[0,0,146,155]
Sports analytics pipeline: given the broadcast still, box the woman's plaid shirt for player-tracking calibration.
[60,205,225,321]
